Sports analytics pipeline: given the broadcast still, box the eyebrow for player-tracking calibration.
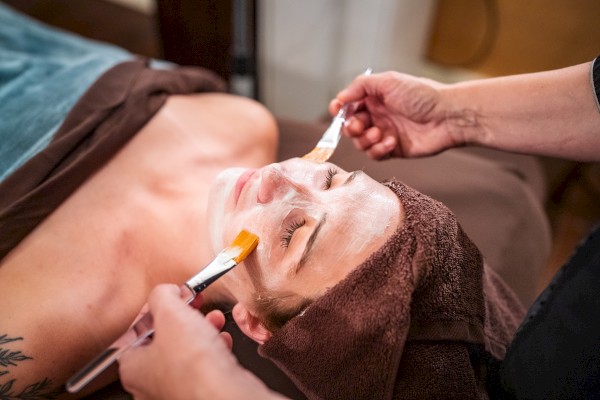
[343,170,362,185]
[296,213,327,274]
[293,171,361,273]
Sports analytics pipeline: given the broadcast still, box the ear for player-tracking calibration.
[232,303,272,345]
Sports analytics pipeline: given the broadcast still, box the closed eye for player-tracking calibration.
[280,218,306,248]
[322,167,338,189]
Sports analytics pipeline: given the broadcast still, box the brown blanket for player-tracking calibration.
[0,59,225,262]
[260,180,525,399]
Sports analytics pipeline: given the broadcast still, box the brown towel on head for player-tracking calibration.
[259,180,525,400]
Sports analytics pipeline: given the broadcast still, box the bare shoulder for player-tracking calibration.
[0,92,278,395]
[156,93,278,165]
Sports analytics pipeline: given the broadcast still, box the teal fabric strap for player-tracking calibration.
[592,56,600,114]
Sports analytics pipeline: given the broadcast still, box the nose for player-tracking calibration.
[257,165,308,204]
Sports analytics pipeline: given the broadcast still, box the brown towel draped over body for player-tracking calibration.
[0,59,225,261]
[260,180,526,400]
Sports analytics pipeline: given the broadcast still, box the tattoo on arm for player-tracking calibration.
[0,334,62,400]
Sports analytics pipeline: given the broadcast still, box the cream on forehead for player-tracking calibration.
[311,180,398,269]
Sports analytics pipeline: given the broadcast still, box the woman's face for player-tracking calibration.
[207,158,401,307]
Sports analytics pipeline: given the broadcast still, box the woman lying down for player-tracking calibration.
[0,66,524,400]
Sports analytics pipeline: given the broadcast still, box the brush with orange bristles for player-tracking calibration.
[66,230,259,394]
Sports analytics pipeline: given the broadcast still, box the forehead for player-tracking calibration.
[319,178,399,237]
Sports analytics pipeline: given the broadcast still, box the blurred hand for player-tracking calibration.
[118,284,285,400]
[329,71,460,160]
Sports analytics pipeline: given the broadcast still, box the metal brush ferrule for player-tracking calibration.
[184,255,237,296]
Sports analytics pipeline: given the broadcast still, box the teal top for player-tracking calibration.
[0,2,132,181]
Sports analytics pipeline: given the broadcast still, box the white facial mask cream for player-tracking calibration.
[207,168,245,254]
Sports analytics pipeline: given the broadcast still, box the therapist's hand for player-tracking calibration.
[329,71,459,160]
[118,284,287,400]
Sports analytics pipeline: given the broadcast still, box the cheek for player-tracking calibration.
[224,207,281,275]
[227,238,289,300]
[223,259,266,307]
[207,168,244,252]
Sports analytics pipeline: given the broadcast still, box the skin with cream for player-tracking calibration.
[206,157,402,310]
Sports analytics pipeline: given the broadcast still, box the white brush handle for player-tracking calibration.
[65,258,235,393]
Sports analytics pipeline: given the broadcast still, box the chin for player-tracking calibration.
[207,168,244,253]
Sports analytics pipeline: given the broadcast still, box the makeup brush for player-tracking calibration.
[302,67,372,163]
[66,230,259,393]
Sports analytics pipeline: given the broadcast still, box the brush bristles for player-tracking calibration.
[230,230,259,264]
[302,147,334,163]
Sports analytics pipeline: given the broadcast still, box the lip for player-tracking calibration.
[234,168,257,205]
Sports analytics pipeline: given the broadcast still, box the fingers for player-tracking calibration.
[343,112,371,137]
[351,126,379,150]
[329,72,376,116]
[188,294,204,309]
[347,125,397,160]
[147,286,232,350]
[147,284,182,312]
[119,284,239,399]
[219,331,233,350]
[140,286,219,351]
[205,309,226,331]
[204,310,233,350]
[336,74,371,105]
[118,339,156,397]
[328,98,343,116]
[141,285,231,339]
[366,136,397,160]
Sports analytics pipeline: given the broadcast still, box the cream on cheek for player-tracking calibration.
[252,197,322,289]
[207,168,245,254]
[215,189,322,296]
